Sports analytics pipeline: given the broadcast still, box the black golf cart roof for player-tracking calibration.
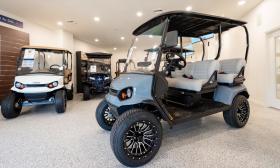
[133,11,247,37]
[86,52,112,59]
[22,45,72,54]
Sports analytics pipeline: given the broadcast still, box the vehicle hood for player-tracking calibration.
[15,74,64,85]
[110,73,153,90]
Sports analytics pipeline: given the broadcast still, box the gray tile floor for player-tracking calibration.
[0,94,280,168]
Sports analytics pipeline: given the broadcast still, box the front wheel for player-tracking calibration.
[110,109,162,167]
[96,99,116,131]
[83,85,91,101]
[1,93,22,119]
[223,95,250,128]
[55,90,67,113]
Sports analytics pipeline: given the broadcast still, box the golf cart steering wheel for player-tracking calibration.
[49,64,62,71]
[165,52,186,76]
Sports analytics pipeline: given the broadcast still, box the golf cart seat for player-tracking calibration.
[217,59,246,85]
[167,60,220,92]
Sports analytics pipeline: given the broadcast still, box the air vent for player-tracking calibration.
[153,9,163,13]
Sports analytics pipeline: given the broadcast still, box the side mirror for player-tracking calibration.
[164,31,178,48]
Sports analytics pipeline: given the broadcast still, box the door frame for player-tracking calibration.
[267,29,280,109]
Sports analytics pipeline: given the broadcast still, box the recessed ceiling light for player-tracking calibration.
[238,0,246,6]
[121,37,125,40]
[113,47,117,50]
[185,6,193,11]
[57,21,63,26]
[136,11,143,17]
[94,17,100,22]
[94,38,99,42]
[149,35,153,38]
[135,38,139,42]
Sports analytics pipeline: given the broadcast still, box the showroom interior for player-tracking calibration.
[0,0,280,167]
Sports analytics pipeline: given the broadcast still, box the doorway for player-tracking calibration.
[267,29,280,109]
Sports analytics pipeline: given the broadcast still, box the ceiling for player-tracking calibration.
[0,0,263,51]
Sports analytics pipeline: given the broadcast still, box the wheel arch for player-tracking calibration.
[115,100,167,121]
[214,85,250,105]
[237,90,249,99]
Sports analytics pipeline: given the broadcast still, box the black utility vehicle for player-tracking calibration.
[82,52,112,100]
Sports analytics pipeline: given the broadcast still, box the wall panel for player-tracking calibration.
[0,25,29,101]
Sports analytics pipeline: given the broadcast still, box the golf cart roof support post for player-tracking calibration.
[243,25,249,62]
[180,36,183,57]
[215,24,222,60]
[200,37,205,61]
[154,19,170,72]
[124,38,136,72]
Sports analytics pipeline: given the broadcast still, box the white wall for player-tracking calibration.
[222,0,280,106]
[0,9,106,93]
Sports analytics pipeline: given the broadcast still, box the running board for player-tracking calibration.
[166,99,230,125]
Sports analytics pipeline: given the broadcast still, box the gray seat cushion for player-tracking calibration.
[218,59,246,84]
[167,60,219,92]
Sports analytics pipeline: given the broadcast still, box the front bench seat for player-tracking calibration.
[167,60,220,92]
[217,59,246,85]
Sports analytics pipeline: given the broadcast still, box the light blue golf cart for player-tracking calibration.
[95,11,250,167]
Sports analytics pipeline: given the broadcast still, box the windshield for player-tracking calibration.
[125,21,167,74]
[17,48,66,75]
[87,61,111,74]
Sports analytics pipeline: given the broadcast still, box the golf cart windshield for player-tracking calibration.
[88,61,111,74]
[124,22,167,74]
[17,48,68,76]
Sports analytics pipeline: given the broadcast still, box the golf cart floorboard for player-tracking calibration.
[166,99,230,124]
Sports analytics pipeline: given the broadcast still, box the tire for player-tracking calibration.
[223,95,250,128]
[110,109,162,167]
[66,85,74,100]
[96,99,116,131]
[83,85,91,101]
[55,90,66,113]
[1,93,22,119]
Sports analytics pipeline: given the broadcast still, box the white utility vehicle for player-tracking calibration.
[1,46,73,119]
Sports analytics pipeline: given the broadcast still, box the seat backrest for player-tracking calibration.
[191,60,220,80]
[220,59,246,74]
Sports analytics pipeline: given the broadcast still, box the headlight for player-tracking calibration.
[119,87,133,101]
[48,81,58,88]
[15,82,25,89]
[89,77,95,80]
[104,77,110,80]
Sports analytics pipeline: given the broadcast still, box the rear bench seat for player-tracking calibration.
[217,58,246,85]
[167,60,220,92]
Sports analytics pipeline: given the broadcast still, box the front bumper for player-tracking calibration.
[88,80,110,92]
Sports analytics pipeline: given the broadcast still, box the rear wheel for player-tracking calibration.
[223,95,250,128]
[1,93,22,119]
[83,85,91,101]
[55,90,66,113]
[96,99,116,131]
[66,85,74,100]
[110,109,162,167]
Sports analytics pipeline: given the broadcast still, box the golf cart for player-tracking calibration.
[1,46,73,119]
[96,11,250,167]
[82,52,112,100]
